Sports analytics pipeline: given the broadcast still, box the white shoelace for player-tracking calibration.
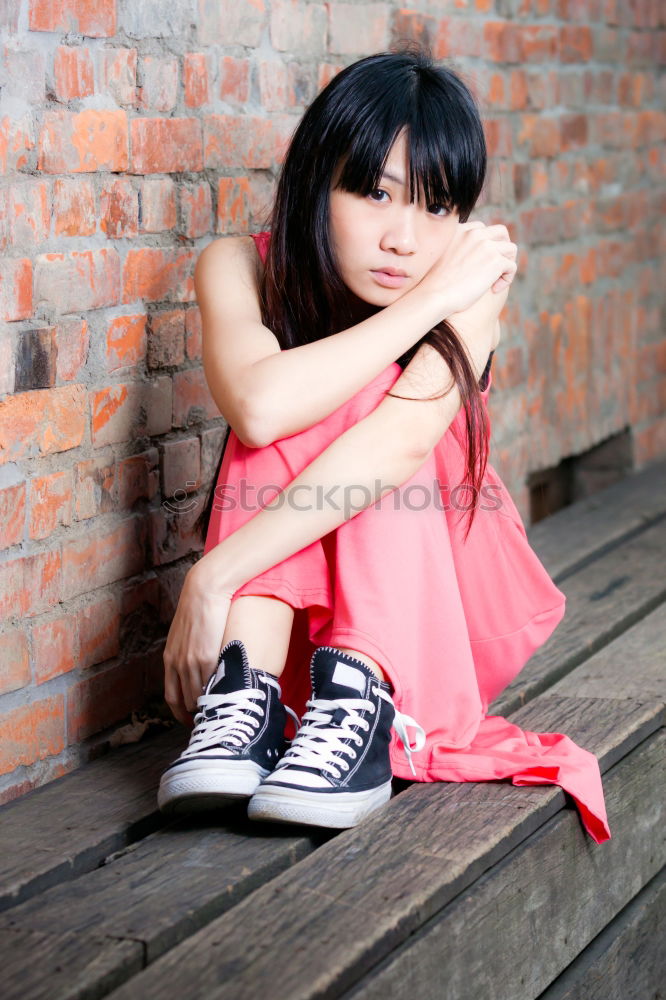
[181,674,300,759]
[273,686,426,779]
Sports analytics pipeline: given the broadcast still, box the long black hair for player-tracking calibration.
[195,43,491,542]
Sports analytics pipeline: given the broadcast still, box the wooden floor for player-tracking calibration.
[1,460,665,1000]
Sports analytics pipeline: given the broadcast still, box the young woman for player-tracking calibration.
[157,47,611,843]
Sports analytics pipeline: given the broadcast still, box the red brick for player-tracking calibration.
[271,0,327,52]
[179,181,213,239]
[559,24,593,62]
[147,309,186,369]
[204,114,294,170]
[197,0,266,47]
[0,258,32,321]
[216,177,251,235]
[7,180,50,246]
[0,628,31,694]
[53,177,96,236]
[32,616,76,684]
[100,178,139,238]
[0,385,86,465]
[29,468,74,539]
[66,656,146,744]
[78,592,120,668]
[55,318,90,381]
[391,9,436,49]
[122,247,196,305]
[328,3,390,54]
[258,60,289,112]
[149,501,202,565]
[34,248,120,314]
[98,47,137,105]
[106,313,147,371]
[74,454,116,519]
[29,0,116,36]
[0,695,65,777]
[218,55,250,106]
[117,448,159,508]
[184,53,211,108]
[139,177,177,233]
[517,114,560,158]
[161,435,201,500]
[54,46,94,100]
[130,118,203,174]
[137,55,179,112]
[0,549,64,622]
[172,367,221,428]
[38,109,128,173]
[516,24,558,62]
[90,377,172,447]
[0,480,26,547]
[61,516,146,601]
[519,205,562,246]
[317,62,344,90]
[201,424,227,482]
[561,113,589,152]
[0,115,34,174]
[436,17,483,59]
[185,306,202,361]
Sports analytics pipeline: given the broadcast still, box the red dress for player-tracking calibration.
[203,231,611,845]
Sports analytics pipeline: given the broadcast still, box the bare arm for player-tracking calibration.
[196,236,458,449]
[192,405,433,598]
[191,326,496,598]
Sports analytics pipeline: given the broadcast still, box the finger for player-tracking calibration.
[185,667,205,714]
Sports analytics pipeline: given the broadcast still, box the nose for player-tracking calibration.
[380,209,417,255]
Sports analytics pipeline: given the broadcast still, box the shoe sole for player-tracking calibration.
[247,779,394,828]
[158,760,271,815]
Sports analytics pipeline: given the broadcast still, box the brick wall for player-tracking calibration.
[0,0,664,803]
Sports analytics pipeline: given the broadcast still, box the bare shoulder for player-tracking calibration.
[196,234,261,283]
[194,235,263,320]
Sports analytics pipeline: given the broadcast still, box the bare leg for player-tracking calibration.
[221,595,294,679]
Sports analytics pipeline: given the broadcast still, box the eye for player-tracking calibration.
[428,204,450,217]
[368,188,389,203]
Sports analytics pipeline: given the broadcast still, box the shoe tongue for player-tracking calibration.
[209,639,252,695]
[310,647,372,702]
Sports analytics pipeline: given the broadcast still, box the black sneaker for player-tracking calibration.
[247,646,426,828]
[157,638,300,815]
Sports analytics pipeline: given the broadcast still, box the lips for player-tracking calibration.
[370,269,408,289]
[374,267,408,277]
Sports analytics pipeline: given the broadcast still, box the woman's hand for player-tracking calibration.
[417,220,518,316]
[162,565,235,726]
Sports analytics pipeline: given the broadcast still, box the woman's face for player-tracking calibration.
[329,128,460,311]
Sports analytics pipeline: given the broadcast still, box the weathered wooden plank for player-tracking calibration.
[548,603,666,702]
[491,521,666,717]
[2,464,659,919]
[4,602,662,1000]
[0,808,324,963]
[341,730,666,1000]
[525,459,666,581]
[0,727,183,911]
[1,927,142,1000]
[537,866,666,1000]
[94,694,664,1000]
